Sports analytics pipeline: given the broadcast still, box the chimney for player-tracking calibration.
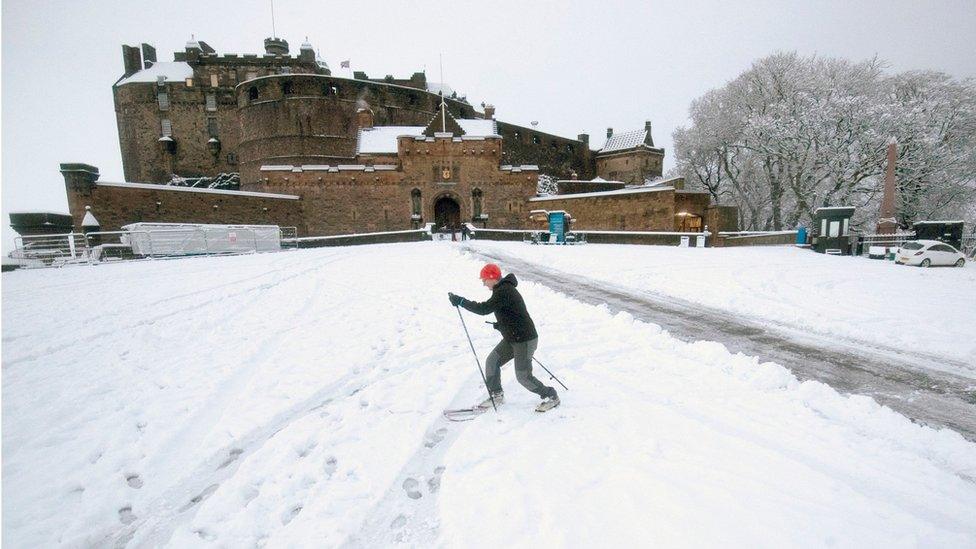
[121,45,142,77]
[606,127,613,139]
[141,43,157,69]
[357,107,374,129]
[577,133,589,146]
[644,120,654,146]
[484,104,495,119]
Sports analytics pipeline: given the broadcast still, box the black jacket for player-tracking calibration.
[460,273,538,343]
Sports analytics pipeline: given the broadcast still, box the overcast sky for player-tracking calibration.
[2,0,975,254]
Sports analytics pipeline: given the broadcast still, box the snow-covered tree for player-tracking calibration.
[673,52,976,231]
[537,174,558,196]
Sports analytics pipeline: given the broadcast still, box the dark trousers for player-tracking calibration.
[485,338,555,398]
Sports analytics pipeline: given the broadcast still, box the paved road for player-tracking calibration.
[471,247,976,442]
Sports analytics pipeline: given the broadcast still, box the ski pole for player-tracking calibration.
[533,357,569,391]
[455,306,497,412]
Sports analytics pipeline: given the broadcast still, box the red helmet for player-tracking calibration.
[479,263,502,280]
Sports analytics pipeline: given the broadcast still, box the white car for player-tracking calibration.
[896,240,966,267]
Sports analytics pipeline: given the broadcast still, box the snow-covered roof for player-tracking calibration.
[82,210,100,227]
[457,119,496,136]
[96,181,299,200]
[356,120,498,154]
[598,129,651,153]
[426,82,455,97]
[116,61,194,86]
[529,186,674,201]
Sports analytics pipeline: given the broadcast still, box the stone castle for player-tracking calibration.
[55,36,735,237]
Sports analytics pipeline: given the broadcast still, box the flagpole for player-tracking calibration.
[439,53,446,133]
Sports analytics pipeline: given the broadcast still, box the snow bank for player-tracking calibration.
[463,242,976,375]
[3,243,974,547]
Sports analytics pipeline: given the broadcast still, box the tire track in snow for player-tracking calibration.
[469,247,976,441]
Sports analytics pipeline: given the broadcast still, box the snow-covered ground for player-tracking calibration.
[3,243,975,547]
[464,241,976,377]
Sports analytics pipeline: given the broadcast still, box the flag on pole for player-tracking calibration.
[340,60,350,68]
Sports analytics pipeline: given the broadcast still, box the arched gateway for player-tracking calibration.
[434,195,461,231]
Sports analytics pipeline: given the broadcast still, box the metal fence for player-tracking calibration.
[851,232,916,256]
[9,225,295,269]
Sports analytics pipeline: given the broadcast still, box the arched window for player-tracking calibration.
[248,86,259,101]
[283,81,294,95]
[411,188,422,217]
[472,188,483,218]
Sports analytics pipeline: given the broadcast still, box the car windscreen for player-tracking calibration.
[901,242,924,250]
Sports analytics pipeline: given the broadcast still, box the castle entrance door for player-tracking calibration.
[434,196,461,231]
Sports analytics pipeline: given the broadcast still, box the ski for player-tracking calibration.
[442,407,488,422]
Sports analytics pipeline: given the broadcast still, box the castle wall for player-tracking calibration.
[250,135,537,235]
[595,148,664,184]
[64,180,304,235]
[495,122,593,179]
[528,189,676,231]
[114,49,324,184]
[236,75,483,186]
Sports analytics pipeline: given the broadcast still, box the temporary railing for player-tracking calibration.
[9,224,292,268]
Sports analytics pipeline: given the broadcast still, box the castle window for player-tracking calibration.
[283,81,294,95]
[514,131,520,141]
[157,91,169,110]
[185,77,194,87]
[566,144,574,153]
[206,93,217,111]
[248,86,259,101]
[281,66,291,75]
[226,153,238,164]
[551,141,558,149]
[207,117,219,138]
[161,119,172,137]
[532,135,541,145]
[210,73,219,87]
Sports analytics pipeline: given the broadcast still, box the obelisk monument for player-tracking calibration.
[877,137,899,234]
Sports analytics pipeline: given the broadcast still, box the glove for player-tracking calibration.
[448,292,465,307]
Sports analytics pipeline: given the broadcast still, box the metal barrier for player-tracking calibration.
[9,225,290,268]
[853,232,916,256]
[10,233,90,267]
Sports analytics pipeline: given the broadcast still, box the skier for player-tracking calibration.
[448,263,560,412]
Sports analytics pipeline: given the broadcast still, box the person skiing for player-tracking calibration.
[448,263,560,412]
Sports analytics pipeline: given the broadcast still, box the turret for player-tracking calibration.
[60,163,100,196]
[264,37,289,56]
[299,38,315,63]
[121,45,142,77]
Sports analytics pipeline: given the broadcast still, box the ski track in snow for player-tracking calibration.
[3,243,976,547]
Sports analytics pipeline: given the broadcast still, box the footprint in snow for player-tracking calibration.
[424,428,448,448]
[324,456,338,477]
[402,477,422,499]
[428,466,446,494]
[118,506,136,525]
[126,474,143,489]
[194,528,217,541]
[218,448,243,469]
[281,505,302,525]
[180,484,219,512]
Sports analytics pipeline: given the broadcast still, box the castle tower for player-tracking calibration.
[264,37,289,56]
